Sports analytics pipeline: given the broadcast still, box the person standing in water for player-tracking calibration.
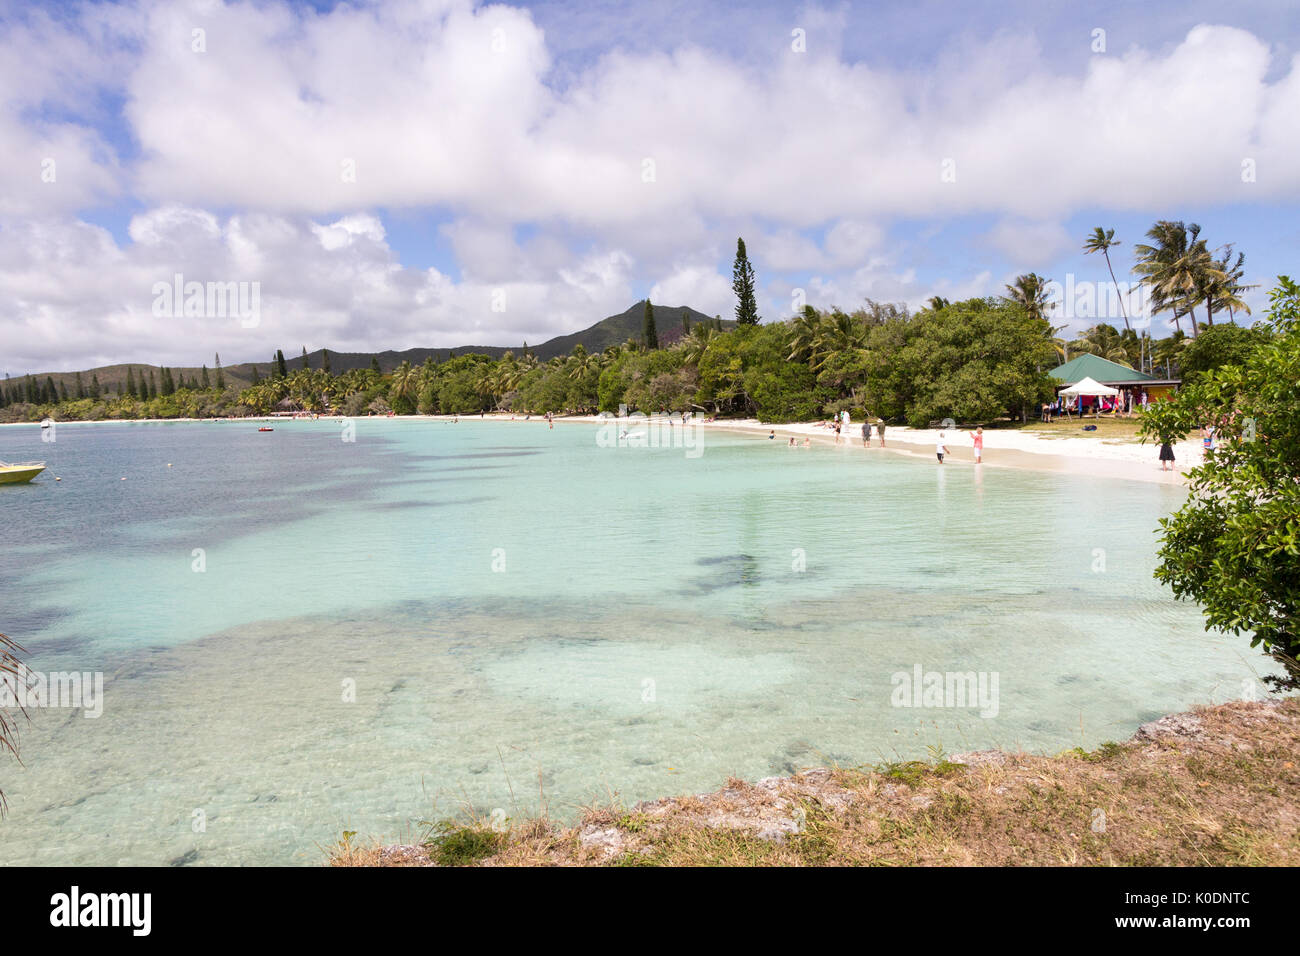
[1159,440,1176,471]
[861,420,870,447]
[969,426,984,464]
[936,431,949,464]
[877,420,886,446]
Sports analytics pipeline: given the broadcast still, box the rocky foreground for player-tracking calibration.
[330,699,1299,867]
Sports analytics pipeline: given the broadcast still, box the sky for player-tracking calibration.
[2,0,1298,375]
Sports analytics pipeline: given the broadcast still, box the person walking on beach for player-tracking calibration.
[936,431,949,464]
[833,419,842,444]
[1159,440,1176,471]
[969,426,984,464]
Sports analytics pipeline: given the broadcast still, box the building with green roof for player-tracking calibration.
[1049,353,1179,404]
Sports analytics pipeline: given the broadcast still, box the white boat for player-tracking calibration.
[0,460,46,484]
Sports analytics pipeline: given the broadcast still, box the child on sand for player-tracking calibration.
[969,427,984,463]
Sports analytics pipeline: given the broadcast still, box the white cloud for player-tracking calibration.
[1,3,1298,370]
[983,219,1074,266]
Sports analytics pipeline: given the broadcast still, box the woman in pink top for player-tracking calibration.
[969,427,984,463]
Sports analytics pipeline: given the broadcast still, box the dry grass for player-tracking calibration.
[1012,416,1146,442]
[327,699,1300,867]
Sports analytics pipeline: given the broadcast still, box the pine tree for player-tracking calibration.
[148,370,158,399]
[45,376,57,403]
[643,298,659,349]
[90,374,100,400]
[322,349,331,375]
[125,367,137,400]
[301,346,309,370]
[250,366,261,385]
[161,367,175,396]
[214,353,224,390]
[682,310,691,335]
[732,237,759,325]
[201,365,210,388]
[276,350,288,379]
[75,372,85,399]
[370,356,381,373]
[58,380,69,402]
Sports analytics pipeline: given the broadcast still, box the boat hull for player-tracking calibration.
[0,465,45,484]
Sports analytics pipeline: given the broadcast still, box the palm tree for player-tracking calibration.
[680,323,717,365]
[1133,221,1224,338]
[1208,246,1257,324]
[1004,273,1056,322]
[1069,324,1134,366]
[389,360,419,407]
[786,306,825,366]
[1,631,26,816]
[926,296,950,312]
[1049,324,1071,362]
[816,310,867,357]
[568,344,598,380]
[1083,227,1131,331]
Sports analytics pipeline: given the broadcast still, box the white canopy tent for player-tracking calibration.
[1058,376,1119,418]
[1059,376,1118,398]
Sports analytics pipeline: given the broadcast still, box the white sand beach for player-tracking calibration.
[427,412,1199,485]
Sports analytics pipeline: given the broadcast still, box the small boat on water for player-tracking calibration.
[0,460,46,484]
[258,426,274,432]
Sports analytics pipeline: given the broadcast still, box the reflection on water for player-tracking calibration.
[0,420,1273,865]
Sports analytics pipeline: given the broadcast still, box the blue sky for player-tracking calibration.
[1,0,1297,373]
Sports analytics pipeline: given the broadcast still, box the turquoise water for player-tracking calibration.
[0,419,1271,865]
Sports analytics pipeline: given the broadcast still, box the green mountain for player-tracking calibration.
[6,302,729,396]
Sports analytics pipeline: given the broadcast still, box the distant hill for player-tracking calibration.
[6,301,732,395]
[536,301,719,356]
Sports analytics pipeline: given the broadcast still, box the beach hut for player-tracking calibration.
[1050,354,1179,416]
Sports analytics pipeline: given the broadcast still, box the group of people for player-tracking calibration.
[1042,389,1152,422]
[934,428,983,464]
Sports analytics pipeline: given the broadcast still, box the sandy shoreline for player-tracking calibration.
[2,412,1197,485]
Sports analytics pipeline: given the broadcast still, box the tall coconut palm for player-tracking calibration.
[926,296,950,312]
[1083,227,1131,331]
[1004,273,1056,322]
[1133,221,1223,338]
[1208,246,1256,324]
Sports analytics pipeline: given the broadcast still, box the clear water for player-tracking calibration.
[0,419,1272,865]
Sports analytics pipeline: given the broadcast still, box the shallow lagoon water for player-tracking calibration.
[0,418,1270,865]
